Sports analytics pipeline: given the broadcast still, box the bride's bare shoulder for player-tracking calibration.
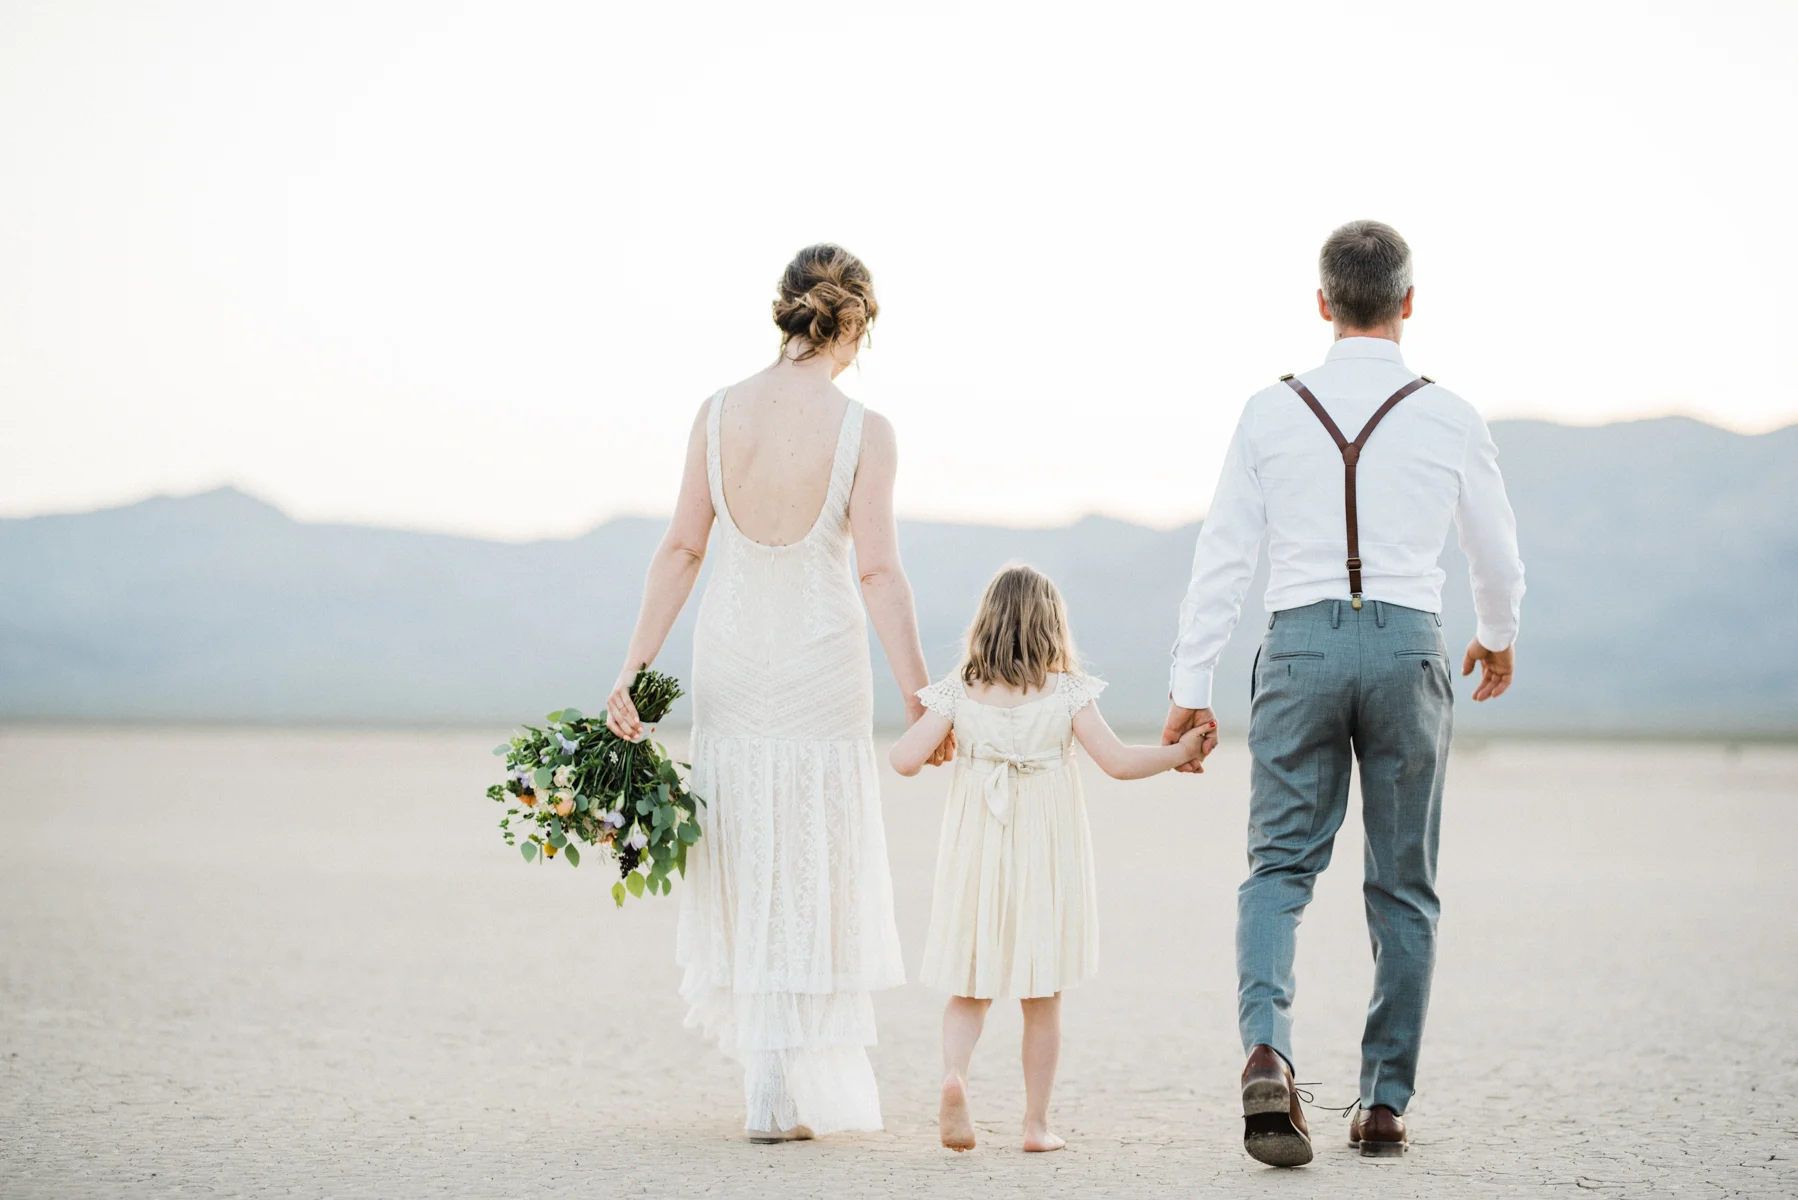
[859,406,896,447]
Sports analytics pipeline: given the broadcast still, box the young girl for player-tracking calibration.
[889,564,1213,1153]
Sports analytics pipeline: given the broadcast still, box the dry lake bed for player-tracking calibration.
[2,727,1795,1198]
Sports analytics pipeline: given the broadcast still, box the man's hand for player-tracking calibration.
[1461,639,1515,702]
[1162,704,1219,774]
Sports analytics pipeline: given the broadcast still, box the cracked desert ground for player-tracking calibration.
[2,727,1794,1198]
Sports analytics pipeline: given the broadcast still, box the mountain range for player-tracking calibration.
[2,416,1793,734]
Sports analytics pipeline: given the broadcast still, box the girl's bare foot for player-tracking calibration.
[939,1077,976,1151]
[1022,1124,1065,1153]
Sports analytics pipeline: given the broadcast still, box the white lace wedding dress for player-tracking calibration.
[676,388,905,1134]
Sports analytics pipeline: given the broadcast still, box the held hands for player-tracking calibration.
[1176,721,1216,765]
[908,702,957,767]
[1162,704,1220,774]
[1461,639,1515,702]
[928,730,958,767]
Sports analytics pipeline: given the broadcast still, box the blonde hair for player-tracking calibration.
[960,564,1081,691]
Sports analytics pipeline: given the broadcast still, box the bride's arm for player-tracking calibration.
[849,412,952,763]
[605,402,714,741]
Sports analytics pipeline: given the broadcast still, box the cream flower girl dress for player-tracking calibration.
[914,672,1104,999]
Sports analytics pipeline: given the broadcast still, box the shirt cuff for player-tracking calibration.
[1170,663,1214,710]
[1475,622,1517,654]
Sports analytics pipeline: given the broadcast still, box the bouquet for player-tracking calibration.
[486,668,702,906]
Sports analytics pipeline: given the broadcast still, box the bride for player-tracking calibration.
[604,244,951,1141]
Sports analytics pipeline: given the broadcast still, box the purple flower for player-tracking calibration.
[626,829,648,851]
[556,732,580,754]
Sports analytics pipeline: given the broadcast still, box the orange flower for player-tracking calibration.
[518,791,537,807]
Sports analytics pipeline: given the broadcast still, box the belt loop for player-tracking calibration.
[1433,612,1442,627]
[1375,600,1386,628]
[1331,600,1341,629]
[1268,612,1277,630]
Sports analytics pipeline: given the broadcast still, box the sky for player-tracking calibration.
[2,1,1794,540]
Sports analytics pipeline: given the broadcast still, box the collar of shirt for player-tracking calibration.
[1324,336,1408,366]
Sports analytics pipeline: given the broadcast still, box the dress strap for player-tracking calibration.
[704,387,729,518]
[822,400,866,521]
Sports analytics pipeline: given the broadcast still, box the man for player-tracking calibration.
[1162,221,1526,1166]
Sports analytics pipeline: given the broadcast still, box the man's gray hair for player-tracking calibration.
[1318,220,1413,329]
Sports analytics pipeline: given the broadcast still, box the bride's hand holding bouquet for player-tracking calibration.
[486,668,701,905]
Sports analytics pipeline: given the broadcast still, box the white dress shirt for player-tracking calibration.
[1170,337,1526,709]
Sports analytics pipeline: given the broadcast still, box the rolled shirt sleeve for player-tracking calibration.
[1454,413,1526,652]
[1170,408,1267,708]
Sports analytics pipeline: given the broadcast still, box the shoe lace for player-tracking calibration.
[1293,1083,1362,1119]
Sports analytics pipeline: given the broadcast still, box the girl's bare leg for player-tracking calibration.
[1020,993,1065,1152]
[940,995,991,1150]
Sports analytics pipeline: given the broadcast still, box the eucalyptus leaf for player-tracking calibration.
[611,881,626,907]
[549,817,564,839]
[562,707,583,721]
[549,830,567,849]
[521,842,537,863]
[492,744,512,756]
[657,783,671,804]
[678,823,699,845]
[564,844,580,867]
[533,767,553,790]
[625,872,645,898]
[575,794,589,813]
[660,876,672,895]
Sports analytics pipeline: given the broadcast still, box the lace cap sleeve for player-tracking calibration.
[1060,672,1108,717]
[916,675,963,721]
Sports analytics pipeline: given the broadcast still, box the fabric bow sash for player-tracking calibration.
[967,743,1068,825]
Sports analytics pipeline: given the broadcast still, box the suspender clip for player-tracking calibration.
[1351,595,1364,611]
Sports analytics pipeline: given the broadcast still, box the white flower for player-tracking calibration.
[605,810,626,829]
[552,766,573,788]
[626,829,648,850]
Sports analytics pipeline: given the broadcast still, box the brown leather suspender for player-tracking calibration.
[1279,372,1434,610]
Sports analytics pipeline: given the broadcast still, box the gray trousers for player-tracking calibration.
[1237,598,1453,1114]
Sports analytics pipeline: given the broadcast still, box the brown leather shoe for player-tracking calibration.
[1240,1045,1312,1167]
[1348,1105,1408,1157]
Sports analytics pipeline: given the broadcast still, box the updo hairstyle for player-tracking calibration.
[772,244,879,360]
